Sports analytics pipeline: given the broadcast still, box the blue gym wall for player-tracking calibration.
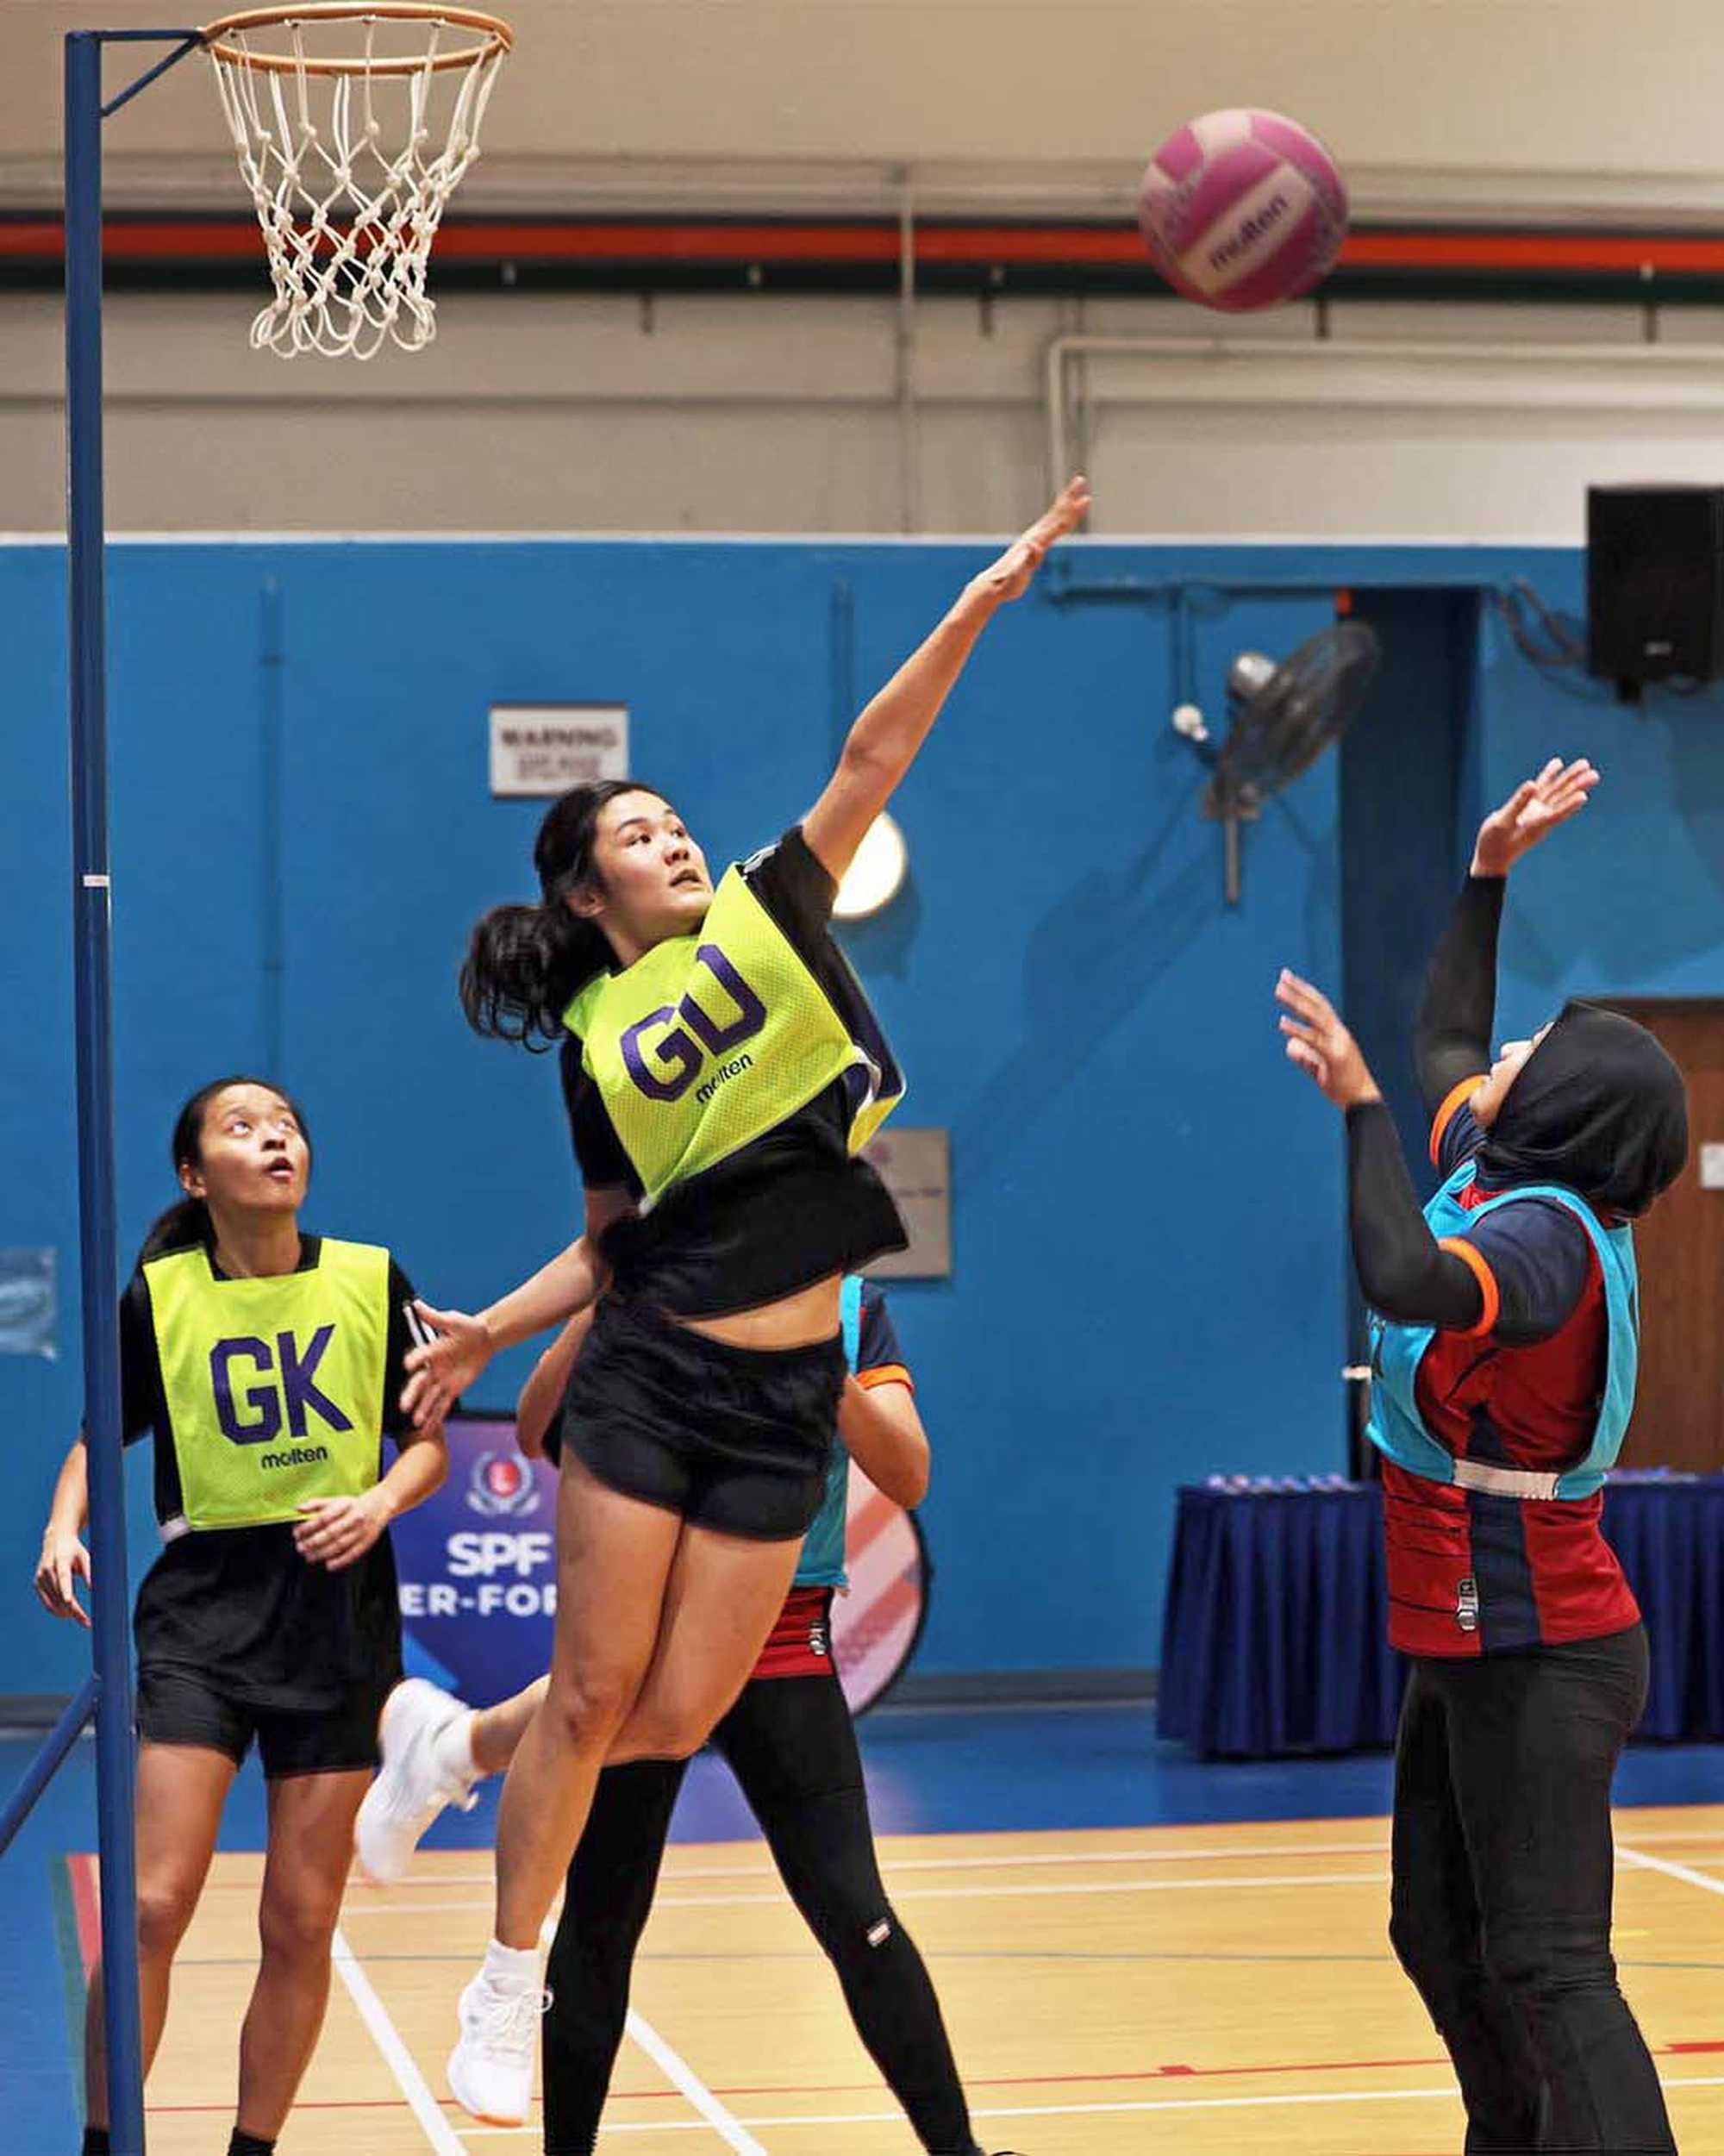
[3,536,1721,1702]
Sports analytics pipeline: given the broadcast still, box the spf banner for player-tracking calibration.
[391,1415,928,1715]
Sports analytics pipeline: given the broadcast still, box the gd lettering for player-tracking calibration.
[620,943,766,1103]
[211,1327,353,1445]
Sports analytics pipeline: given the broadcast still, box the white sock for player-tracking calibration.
[432,1709,478,1787]
[481,1938,540,1990]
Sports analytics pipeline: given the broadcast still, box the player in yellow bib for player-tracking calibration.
[399,475,1090,2127]
[34,1077,450,2156]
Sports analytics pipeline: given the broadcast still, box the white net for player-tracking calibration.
[204,7,512,360]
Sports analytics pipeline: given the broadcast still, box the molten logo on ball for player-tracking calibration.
[1139,108,1348,313]
[1209,191,1291,278]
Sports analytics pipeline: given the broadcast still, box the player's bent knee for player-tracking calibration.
[609,1706,709,1764]
[543,1661,642,1752]
[258,1889,341,1965]
[134,1880,202,1961]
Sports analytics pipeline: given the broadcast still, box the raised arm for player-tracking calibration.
[1415,759,1599,1118]
[1279,950,1606,1338]
[1414,878,1505,1120]
[803,476,1091,884]
[1277,971,1485,1330]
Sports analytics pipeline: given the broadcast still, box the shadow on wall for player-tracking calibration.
[1280,782,1344,987]
[1482,636,1724,1004]
[950,770,1217,1191]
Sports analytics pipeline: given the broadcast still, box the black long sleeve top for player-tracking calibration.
[1346,874,1590,1346]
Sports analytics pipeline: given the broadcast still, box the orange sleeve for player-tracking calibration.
[1438,1236,1501,1338]
[856,1363,914,1393]
[1429,1077,1486,1167]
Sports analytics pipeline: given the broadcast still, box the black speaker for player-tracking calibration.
[1588,484,1724,691]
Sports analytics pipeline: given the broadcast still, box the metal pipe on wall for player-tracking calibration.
[1044,329,1724,500]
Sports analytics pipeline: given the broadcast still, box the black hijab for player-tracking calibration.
[1480,1002,1689,1220]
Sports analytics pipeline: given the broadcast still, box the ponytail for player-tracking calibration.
[459,900,609,1046]
[137,1195,211,1264]
[459,778,664,1047]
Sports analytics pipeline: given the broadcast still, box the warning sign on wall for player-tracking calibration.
[862,1126,952,1278]
[489,704,629,797]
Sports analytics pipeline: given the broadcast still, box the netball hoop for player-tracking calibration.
[9,17,510,2152]
[202,4,514,357]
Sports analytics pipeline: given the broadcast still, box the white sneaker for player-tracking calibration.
[354,1678,478,1884]
[447,1968,547,2126]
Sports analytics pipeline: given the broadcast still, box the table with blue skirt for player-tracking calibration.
[1158,1472,1724,1759]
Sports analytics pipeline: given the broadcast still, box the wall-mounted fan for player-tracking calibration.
[1174,620,1382,903]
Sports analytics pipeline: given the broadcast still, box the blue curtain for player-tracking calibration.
[1159,1478,1724,1758]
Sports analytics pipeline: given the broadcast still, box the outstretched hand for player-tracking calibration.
[401,1303,492,1430]
[1471,757,1599,877]
[968,476,1091,606]
[1276,969,1382,1111]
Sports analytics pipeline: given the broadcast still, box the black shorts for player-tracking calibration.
[553,1295,845,1540]
[136,1661,390,1780]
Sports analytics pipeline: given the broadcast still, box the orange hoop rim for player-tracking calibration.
[202,3,513,78]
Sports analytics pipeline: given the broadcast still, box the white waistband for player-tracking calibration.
[1452,1459,1561,1502]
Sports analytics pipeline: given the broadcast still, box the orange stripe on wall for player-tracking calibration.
[436,220,901,262]
[1340,230,1724,274]
[11,216,1724,277]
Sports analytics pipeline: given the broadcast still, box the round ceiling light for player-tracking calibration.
[832,811,909,922]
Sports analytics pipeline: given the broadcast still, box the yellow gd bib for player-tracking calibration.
[143,1238,390,1534]
[563,861,903,1209]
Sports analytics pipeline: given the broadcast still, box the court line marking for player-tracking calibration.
[347,1841,1396,1884]
[1620,1844,1724,1901]
[622,2009,771,2154]
[451,2072,1724,2134]
[332,1819,1724,1893]
[344,1871,1390,1919]
[338,1836,1724,2146]
[329,1923,469,2156]
[535,1908,763,2152]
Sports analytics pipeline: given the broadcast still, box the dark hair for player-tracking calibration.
[136,1074,312,1264]
[459,779,668,1046]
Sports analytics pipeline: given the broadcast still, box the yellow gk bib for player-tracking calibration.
[563,862,903,1209]
[144,1238,390,1534]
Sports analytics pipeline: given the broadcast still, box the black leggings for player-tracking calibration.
[542,1666,980,2156]
[1390,1623,1676,2153]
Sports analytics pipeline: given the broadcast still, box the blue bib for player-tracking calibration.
[1366,1163,1639,1501]
[795,1275,864,1589]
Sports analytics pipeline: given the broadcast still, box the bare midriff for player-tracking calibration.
[677,1272,842,1350]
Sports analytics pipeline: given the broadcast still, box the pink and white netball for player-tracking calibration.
[1139,109,1348,311]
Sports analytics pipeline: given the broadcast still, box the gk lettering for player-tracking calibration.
[210,1327,354,1445]
[620,944,767,1103]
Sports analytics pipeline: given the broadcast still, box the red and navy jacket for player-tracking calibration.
[1382,1086,1639,1658]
